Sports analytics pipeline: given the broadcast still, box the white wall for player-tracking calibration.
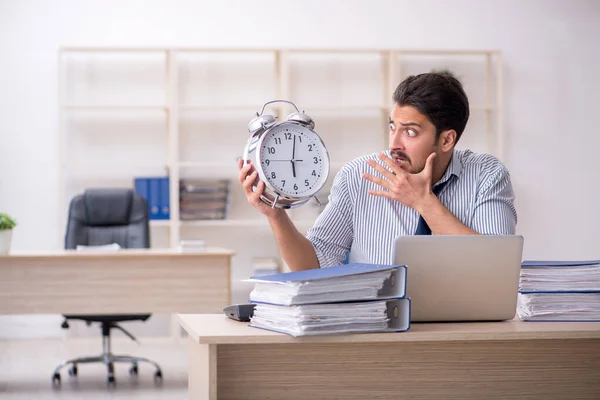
[1,0,599,335]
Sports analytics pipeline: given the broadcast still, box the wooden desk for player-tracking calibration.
[0,248,234,314]
[179,314,600,400]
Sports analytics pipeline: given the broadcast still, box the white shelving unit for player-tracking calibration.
[58,47,502,302]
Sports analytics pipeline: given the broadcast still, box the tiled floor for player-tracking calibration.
[0,337,188,399]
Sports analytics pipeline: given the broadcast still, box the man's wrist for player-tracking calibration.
[267,208,287,224]
[415,192,439,216]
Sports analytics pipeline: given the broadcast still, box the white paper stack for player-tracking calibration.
[518,292,600,321]
[251,300,392,337]
[243,263,410,337]
[248,269,393,306]
[76,243,121,252]
[517,260,600,321]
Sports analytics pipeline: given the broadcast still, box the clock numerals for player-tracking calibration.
[261,127,326,197]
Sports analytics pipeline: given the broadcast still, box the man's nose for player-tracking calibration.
[390,129,405,150]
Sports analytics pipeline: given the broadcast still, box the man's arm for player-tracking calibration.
[267,211,320,271]
[417,195,478,235]
[418,163,516,235]
[238,159,319,271]
[469,165,517,234]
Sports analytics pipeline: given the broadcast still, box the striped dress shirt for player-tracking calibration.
[306,149,518,268]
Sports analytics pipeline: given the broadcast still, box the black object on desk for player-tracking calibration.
[224,304,256,322]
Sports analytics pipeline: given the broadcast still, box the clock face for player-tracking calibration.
[257,123,329,198]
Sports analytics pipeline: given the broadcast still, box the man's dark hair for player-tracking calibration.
[392,72,470,143]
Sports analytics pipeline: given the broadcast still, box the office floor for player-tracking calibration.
[0,337,188,399]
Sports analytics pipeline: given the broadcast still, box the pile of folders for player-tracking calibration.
[244,263,411,337]
[518,260,600,321]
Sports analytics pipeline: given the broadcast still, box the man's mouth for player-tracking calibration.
[392,157,410,167]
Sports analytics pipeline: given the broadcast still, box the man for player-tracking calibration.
[238,73,517,271]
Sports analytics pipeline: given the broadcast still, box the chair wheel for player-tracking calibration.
[52,372,61,385]
[129,364,138,376]
[107,375,116,385]
[154,370,163,383]
[68,365,78,376]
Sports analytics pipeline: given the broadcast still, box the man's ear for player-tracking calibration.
[439,129,457,151]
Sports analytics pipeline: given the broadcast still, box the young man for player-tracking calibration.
[238,73,517,271]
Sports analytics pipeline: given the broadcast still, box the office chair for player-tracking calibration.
[52,188,163,386]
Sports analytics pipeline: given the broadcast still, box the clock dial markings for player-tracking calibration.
[259,125,328,197]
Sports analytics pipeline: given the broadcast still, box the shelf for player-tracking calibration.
[61,105,169,111]
[299,105,494,113]
[150,220,171,227]
[178,161,345,171]
[471,105,495,112]
[179,219,315,228]
[59,46,502,254]
[179,105,268,112]
[178,161,237,170]
[59,47,497,56]
[301,106,388,113]
[61,162,170,171]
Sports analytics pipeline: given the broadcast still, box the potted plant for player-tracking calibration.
[0,212,17,255]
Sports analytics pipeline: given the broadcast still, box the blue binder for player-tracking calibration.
[249,298,411,336]
[158,177,170,219]
[522,260,600,267]
[247,263,408,304]
[133,176,170,220]
[248,263,404,285]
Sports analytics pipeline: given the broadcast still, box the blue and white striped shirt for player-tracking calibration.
[306,149,517,268]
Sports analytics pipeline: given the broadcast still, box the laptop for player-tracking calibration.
[393,235,524,322]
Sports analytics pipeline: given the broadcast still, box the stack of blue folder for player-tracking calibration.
[244,263,411,337]
[517,260,600,321]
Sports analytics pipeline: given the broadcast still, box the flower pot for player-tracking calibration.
[0,229,13,255]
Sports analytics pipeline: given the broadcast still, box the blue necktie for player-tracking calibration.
[414,179,450,235]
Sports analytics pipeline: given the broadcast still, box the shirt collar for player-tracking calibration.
[434,149,463,187]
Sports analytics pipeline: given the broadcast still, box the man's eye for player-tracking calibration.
[389,123,396,131]
[407,129,417,137]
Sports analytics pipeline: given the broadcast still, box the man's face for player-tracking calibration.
[388,104,439,174]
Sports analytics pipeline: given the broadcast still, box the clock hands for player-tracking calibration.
[291,135,297,178]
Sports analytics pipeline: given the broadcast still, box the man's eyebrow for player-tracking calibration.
[389,118,422,128]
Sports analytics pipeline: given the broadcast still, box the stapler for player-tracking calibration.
[223,304,256,322]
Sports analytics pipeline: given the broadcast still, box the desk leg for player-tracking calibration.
[189,337,217,400]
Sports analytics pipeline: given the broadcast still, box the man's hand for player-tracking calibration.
[362,152,437,213]
[237,158,283,219]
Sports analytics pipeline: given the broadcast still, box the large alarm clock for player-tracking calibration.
[243,100,330,209]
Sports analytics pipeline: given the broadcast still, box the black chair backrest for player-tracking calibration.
[65,188,150,249]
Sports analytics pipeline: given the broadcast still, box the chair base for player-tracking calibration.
[52,319,163,386]
[52,353,163,385]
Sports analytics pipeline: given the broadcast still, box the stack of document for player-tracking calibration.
[245,263,410,337]
[517,260,600,321]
